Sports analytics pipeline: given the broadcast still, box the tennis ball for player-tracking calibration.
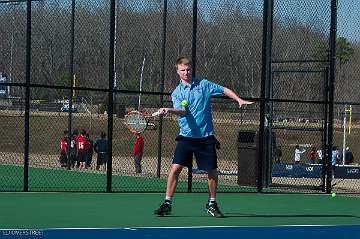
[331,192,336,198]
[181,100,188,107]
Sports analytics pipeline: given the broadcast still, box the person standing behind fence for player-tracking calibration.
[317,148,323,164]
[308,147,317,164]
[76,129,87,170]
[294,145,306,164]
[85,133,93,169]
[59,130,69,167]
[133,132,144,174]
[331,146,339,178]
[274,146,282,163]
[67,129,78,169]
[345,147,354,165]
[94,132,108,171]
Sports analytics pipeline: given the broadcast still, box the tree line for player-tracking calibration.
[0,1,358,107]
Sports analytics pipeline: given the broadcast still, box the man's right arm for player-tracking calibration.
[157,107,186,116]
[156,89,186,116]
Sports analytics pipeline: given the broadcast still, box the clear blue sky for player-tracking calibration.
[199,0,360,43]
[337,0,360,43]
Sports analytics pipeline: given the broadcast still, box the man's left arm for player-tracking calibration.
[223,87,254,107]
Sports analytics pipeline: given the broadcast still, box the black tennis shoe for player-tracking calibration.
[154,202,172,216]
[205,202,224,218]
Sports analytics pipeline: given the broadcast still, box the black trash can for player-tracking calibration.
[115,104,125,118]
[237,130,259,186]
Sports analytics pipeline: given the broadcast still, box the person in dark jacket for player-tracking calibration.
[94,132,108,171]
[345,147,354,165]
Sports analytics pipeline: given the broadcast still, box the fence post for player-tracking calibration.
[186,0,198,193]
[23,0,32,192]
[66,0,75,170]
[156,0,168,178]
[107,0,116,193]
[326,0,338,194]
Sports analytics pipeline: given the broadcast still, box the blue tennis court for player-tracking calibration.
[1,193,360,239]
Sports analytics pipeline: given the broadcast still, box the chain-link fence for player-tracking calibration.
[0,0,359,194]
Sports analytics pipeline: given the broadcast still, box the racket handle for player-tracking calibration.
[152,111,160,117]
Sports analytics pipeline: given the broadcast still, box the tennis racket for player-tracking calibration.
[124,110,160,134]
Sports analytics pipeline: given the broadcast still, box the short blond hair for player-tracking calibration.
[176,56,191,69]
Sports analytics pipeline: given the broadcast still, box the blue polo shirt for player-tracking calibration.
[171,79,224,138]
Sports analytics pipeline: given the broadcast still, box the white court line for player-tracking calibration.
[38,224,351,230]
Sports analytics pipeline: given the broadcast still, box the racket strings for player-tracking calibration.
[125,113,147,133]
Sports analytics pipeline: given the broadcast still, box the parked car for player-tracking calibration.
[60,104,77,113]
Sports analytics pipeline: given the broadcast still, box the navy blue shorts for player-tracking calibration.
[172,135,219,171]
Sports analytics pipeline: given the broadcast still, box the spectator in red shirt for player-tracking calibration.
[76,129,88,169]
[308,147,317,164]
[59,130,69,167]
[133,132,144,174]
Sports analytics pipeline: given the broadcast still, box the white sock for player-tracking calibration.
[209,197,216,205]
[165,196,172,204]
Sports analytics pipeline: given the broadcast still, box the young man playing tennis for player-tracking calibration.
[154,56,253,218]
